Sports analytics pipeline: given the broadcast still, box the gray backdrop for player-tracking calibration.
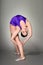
[0,0,43,52]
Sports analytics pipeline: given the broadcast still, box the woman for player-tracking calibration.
[9,15,32,61]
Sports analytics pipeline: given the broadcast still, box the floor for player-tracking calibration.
[0,50,43,65]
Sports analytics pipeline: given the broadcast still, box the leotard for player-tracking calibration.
[10,15,26,29]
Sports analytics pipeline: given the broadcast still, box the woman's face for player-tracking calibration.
[20,21,28,36]
[21,26,28,36]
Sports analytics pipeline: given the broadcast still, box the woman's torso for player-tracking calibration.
[10,15,26,29]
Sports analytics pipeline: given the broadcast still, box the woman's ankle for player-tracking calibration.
[20,56,25,58]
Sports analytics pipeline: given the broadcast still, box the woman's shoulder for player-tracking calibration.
[26,19,31,26]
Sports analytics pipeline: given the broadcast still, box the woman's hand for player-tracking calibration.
[23,34,32,45]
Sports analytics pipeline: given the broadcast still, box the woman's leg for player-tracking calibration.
[10,24,20,54]
[14,35,20,54]
[15,35,25,58]
[11,34,25,61]
[10,24,25,61]
[11,33,25,57]
[11,33,20,54]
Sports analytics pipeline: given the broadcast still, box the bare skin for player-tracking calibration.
[9,19,32,61]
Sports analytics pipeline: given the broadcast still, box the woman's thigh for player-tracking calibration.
[10,24,16,34]
[11,32,20,43]
[15,34,23,46]
[10,24,22,45]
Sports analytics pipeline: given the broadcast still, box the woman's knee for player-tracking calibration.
[16,38,22,46]
[10,33,22,46]
[10,33,15,41]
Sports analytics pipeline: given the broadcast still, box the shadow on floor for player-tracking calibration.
[25,51,43,56]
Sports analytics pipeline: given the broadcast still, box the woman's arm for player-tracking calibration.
[23,19,32,44]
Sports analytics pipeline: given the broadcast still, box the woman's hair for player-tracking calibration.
[21,32,28,37]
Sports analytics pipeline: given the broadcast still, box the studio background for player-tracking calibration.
[0,0,43,52]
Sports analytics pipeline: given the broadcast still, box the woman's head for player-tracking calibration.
[21,23,28,37]
[20,20,28,37]
[21,31,28,37]
[21,26,28,37]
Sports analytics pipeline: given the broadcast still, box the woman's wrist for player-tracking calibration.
[23,35,31,44]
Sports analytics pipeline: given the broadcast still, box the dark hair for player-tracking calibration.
[21,32,28,37]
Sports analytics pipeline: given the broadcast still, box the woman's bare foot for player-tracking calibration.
[16,56,26,61]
